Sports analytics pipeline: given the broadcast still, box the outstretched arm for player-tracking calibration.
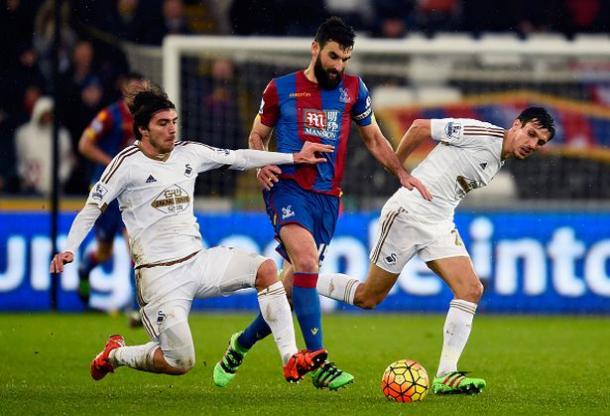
[231,141,334,171]
[50,203,102,273]
[358,123,431,201]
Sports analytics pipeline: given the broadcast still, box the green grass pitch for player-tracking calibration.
[1,313,608,415]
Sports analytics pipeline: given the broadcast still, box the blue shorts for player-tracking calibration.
[95,199,123,243]
[263,180,339,262]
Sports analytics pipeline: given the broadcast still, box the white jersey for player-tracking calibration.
[86,141,248,267]
[395,118,505,223]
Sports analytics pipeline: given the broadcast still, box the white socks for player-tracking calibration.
[317,273,360,305]
[109,341,158,371]
[436,299,478,377]
[257,281,298,364]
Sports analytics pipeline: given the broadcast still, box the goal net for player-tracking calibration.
[146,34,610,210]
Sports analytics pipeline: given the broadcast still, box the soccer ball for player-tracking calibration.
[381,359,429,403]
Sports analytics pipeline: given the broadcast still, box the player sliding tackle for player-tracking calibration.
[50,88,334,382]
[315,107,556,394]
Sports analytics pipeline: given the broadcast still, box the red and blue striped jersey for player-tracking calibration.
[82,99,134,183]
[258,70,374,196]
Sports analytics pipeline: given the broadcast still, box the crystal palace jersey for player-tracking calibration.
[82,99,135,183]
[85,142,242,267]
[258,71,374,196]
[396,118,506,223]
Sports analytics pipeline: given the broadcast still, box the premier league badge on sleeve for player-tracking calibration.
[91,183,108,201]
[445,121,462,139]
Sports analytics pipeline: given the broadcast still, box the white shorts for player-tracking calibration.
[135,246,266,346]
[369,198,469,274]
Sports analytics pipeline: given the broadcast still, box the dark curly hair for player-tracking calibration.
[130,88,175,140]
[314,16,355,50]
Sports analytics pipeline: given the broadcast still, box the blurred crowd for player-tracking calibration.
[1,0,609,197]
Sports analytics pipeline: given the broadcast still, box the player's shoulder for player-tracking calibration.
[101,144,141,183]
[102,100,122,114]
[460,119,505,138]
[175,140,208,150]
[343,73,362,83]
[273,71,299,83]
[110,144,141,164]
[342,73,368,98]
[175,140,228,154]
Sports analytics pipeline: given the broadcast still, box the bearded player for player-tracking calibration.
[213,16,430,391]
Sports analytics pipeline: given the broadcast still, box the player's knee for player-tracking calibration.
[163,348,196,374]
[291,255,318,273]
[461,280,484,303]
[255,259,279,291]
[96,243,113,261]
[474,280,484,300]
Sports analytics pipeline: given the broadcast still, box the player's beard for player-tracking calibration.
[314,56,342,90]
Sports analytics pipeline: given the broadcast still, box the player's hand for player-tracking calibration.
[257,165,282,191]
[50,251,74,274]
[293,141,334,164]
[399,171,432,201]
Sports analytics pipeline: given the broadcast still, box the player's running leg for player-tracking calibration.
[214,257,326,386]
[427,257,486,394]
[281,226,353,390]
[214,231,353,389]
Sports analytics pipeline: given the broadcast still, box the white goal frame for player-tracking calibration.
[162,34,610,114]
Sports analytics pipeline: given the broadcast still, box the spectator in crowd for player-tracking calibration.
[2,43,46,118]
[559,0,610,35]
[14,96,73,195]
[32,0,77,83]
[371,0,414,38]
[460,0,519,34]
[114,0,141,39]
[0,0,41,74]
[58,40,106,194]
[411,0,461,34]
[60,40,105,143]
[196,58,242,196]
[278,0,329,36]
[228,0,284,35]
[132,0,191,45]
[323,0,373,32]
[514,0,563,35]
[0,77,45,195]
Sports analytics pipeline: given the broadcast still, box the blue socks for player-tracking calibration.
[292,272,323,351]
[238,313,271,349]
[238,272,323,351]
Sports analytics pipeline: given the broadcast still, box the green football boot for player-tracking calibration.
[213,332,249,387]
[311,361,354,391]
[432,371,486,394]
